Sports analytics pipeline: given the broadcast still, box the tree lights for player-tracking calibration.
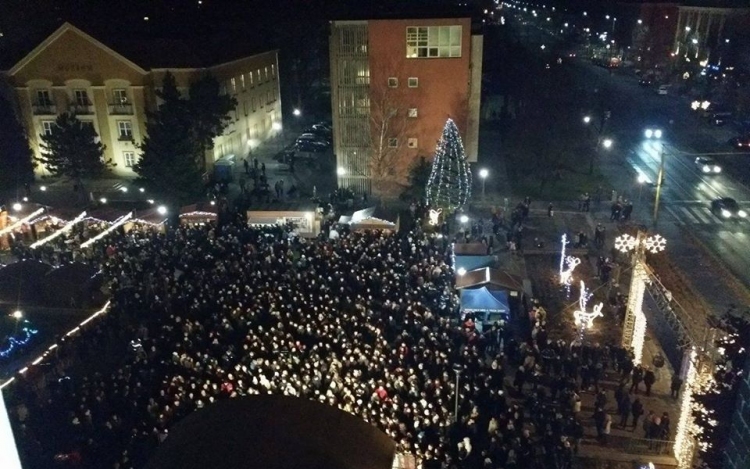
[573,281,603,341]
[426,119,471,209]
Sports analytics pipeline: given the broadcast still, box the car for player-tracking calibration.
[638,78,653,87]
[711,197,747,219]
[657,84,670,95]
[695,157,721,174]
[644,127,663,139]
[303,127,332,142]
[295,140,328,153]
[296,133,329,146]
[729,135,750,148]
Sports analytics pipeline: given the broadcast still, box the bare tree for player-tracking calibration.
[369,78,409,185]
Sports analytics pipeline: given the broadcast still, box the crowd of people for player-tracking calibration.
[3,214,673,469]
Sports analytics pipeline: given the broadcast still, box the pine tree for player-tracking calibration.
[0,96,35,189]
[38,112,111,203]
[135,73,204,205]
[426,118,471,209]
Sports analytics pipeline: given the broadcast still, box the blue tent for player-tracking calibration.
[454,255,494,272]
[460,287,510,315]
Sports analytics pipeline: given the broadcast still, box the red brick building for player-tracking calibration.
[330,15,483,193]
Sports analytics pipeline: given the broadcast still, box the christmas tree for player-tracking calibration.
[426,118,471,209]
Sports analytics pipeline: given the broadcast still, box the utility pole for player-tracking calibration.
[653,145,665,227]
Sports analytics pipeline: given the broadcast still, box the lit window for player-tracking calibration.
[112,89,128,104]
[406,25,462,58]
[249,72,254,87]
[271,64,276,78]
[388,77,398,88]
[256,70,261,83]
[231,78,236,93]
[41,120,55,136]
[408,138,418,148]
[123,151,136,167]
[117,121,133,140]
[265,66,269,81]
[388,138,398,147]
[240,74,245,91]
[408,108,418,118]
[408,77,419,88]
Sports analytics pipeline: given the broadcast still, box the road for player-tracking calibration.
[501,6,750,302]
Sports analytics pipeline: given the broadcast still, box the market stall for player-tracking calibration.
[180,203,218,226]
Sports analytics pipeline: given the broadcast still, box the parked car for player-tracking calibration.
[694,157,721,174]
[303,127,332,142]
[657,84,670,95]
[296,133,329,146]
[729,135,750,149]
[638,78,653,87]
[295,140,328,153]
[711,197,746,219]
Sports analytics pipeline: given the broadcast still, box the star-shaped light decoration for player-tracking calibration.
[614,232,666,254]
[644,234,667,253]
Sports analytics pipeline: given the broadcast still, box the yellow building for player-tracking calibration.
[1,22,282,178]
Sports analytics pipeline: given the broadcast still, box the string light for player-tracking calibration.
[675,349,698,465]
[30,211,86,249]
[80,213,133,249]
[426,118,472,209]
[428,209,442,226]
[0,208,45,236]
[573,281,603,331]
[0,324,38,358]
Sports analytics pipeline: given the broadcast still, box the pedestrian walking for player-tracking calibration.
[643,367,656,396]
[243,158,250,175]
[671,374,683,399]
[630,364,644,394]
[631,398,644,431]
[548,203,554,217]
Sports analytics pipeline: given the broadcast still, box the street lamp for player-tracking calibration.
[459,214,469,224]
[157,205,168,216]
[452,363,464,422]
[337,167,346,176]
[272,122,282,132]
[12,203,22,212]
[40,186,47,192]
[602,138,613,149]
[479,168,489,197]
[11,310,23,320]
[583,115,591,124]
[637,173,648,203]
[644,128,662,139]
[99,197,107,204]
[293,108,301,117]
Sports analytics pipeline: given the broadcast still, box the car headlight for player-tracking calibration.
[722,209,732,218]
[740,210,747,218]
[654,129,663,139]
[702,166,710,173]
[714,166,722,173]
[645,129,653,138]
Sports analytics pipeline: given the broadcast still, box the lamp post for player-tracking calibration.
[479,168,489,198]
[637,173,648,204]
[452,363,463,422]
[11,310,23,335]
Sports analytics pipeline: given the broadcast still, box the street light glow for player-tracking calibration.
[11,311,23,320]
[12,203,22,212]
[583,116,591,124]
[157,205,168,215]
[602,138,613,149]
[272,122,282,131]
[293,108,301,117]
[638,174,649,184]
[337,167,346,176]
[459,215,469,223]
[479,168,489,179]
[100,197,107,204]
[40,186,47,192]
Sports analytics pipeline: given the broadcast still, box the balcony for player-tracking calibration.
[108,103,134,115]
[69,103,94,115]
[32,103,57,115]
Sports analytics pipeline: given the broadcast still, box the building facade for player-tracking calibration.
[330,16,482,193]
[1,23,281,178]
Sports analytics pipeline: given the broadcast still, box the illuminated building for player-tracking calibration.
[329,10,483,193]
[1,23,281,178]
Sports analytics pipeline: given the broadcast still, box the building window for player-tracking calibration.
[249,72,254,87]
[256,70,261,84]
[74,89,90,105]
[388,138,398,148]
[408,108,418,118]
[123,151,136,168]
[408,77,419,88]
[231,78,237,93]
[406,25,462,58]
[408,138,418,148]
[117,121,133,140]
[36,89,52,105]
[41,120,55,136]
[271,64,276,78]
[112,88,128,104]
[264,66,269,81]
[388,77,398,88]
[240,74,246,91]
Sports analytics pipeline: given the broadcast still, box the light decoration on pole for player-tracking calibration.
[674,348,698,467]
[80,212,133,249]
[0,208,45,236]
[615,231,667,364]
[558,234,581,295]
[29,211,86,249]
[426,118,472,210]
